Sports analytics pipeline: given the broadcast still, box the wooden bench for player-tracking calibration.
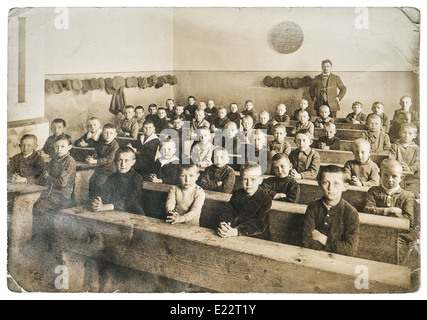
[289,119,367,131]
[286,126,366,140]
[55,205,411,293]
[142,182,410,265]
[282,136,354,151]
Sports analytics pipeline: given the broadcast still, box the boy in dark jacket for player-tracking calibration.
[91,147,145,215]
[86,124,120,200]
[218,163,272,240]
[198,148,236,194]
[302,165,360,257]
[148,139,181,185]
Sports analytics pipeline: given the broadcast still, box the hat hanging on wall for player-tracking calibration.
[81,79,91,95]
[45,79,52,93]
[72,78,83,91]
[98,77,105,91]
[90,78,100,90]
[171,75,178,85]
[263,76,273,87]
[60,79,71,91]
[105,78,116,95]
[126,76,138,88]
[272,76,282,88]
[155,76,164,89]
[52,81,63,94]
[112,76,126,90]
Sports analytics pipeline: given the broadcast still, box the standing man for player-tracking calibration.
[309,59,347,118]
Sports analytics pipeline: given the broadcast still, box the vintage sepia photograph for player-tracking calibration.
[6,6,421,295]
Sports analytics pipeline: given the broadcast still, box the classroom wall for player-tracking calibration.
[38,7,419,140]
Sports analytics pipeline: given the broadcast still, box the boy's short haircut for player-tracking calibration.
[218,106,228,113]
[198,127,211,135]
[166,98,174,104]
[245,100,253,105]
[115,146,136,160]
[240,162,262,176]
[135,105,144,111]
[225,122,238,130]
[103,123,117,131]
[295,129,313,141]
[52,118,66,127]
[160,137,177,148]
[277,104,286,109]
[260,110,270,116]
[214,147,229,158]
[352,101,363,108]
[271,153,291,166]
[300,99,308,104]
[399,122,418,133]
[352,138,371,152]
[380,159,402,173]
[372,101,384,108]
[323,122,336,131]
[242,115,254,123]
[142,120,156,128]
[172,115,185,122]
[272,123,287,132]
[297,110,309,118]
[158,107,167,112]
[124,105,135,110]
[179,163,199,174]
[400,95,412,102]
[321,59,333,66]
[318,105,330,112]
[55,133,73,146]
[230,103,238,107]
[195,109,205,114]
[20,134,38,144]
[188,96,195,100]
[148,103,157,110]
[366,113,381,122]
[88,117,100,122]
[317,165,346,185]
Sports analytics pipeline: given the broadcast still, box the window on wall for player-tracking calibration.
[18,17,26,103]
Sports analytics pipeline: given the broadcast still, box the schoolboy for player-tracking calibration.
[345,101,367,124]
[91,147,145,215]
[145,104,158,123]
[261,153,300,203]
[165,99,175,119]
[241,100,259,123]
[33,134,76,238]
[271,104,290,126]
[220,121,243,170]
[174,105,185,119]
[8,134,45,184]
[184,96,198,121]
[205,99,218,124]
[255,111,273,135]
[227,103,241,128]
[392,95,419,124]
[314,122,340,150]
[42,118,67,158]
[198,148,236,194]
[117,105,139,139]
[240,115,255,144]
[148,139,181,185]
[155,107,170,133]
[291,110,314,137]
[314,105,334,129]
[87,123,120,200]
[74,117,103,148]
[130,120,160,178]
[267,123,292,156]
[390,123,420,173]
[289,129,320,180]
[210,107,231,132]
[370,101,390,132]
[302,165,360,257]
[135,106,145,130]
[362,113,391,153]
[172,115,185,161]
[344,138,380,187]
[293,99,310,121]
[166,164,206,226]
[190,127,214,168]
[389,110,412,143]
[364,159,416,261]
[217,163,272,240]
[191,109,211,135]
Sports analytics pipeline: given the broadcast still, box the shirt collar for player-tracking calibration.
[382,185,401,196]
[87,129,102,141]
[322,197,344,211]
[22,151,34,159]
[140,133,159,145]
[300,148,312,156]
[159,155,180,166]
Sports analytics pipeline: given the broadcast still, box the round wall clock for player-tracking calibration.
[270,21,304,54]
